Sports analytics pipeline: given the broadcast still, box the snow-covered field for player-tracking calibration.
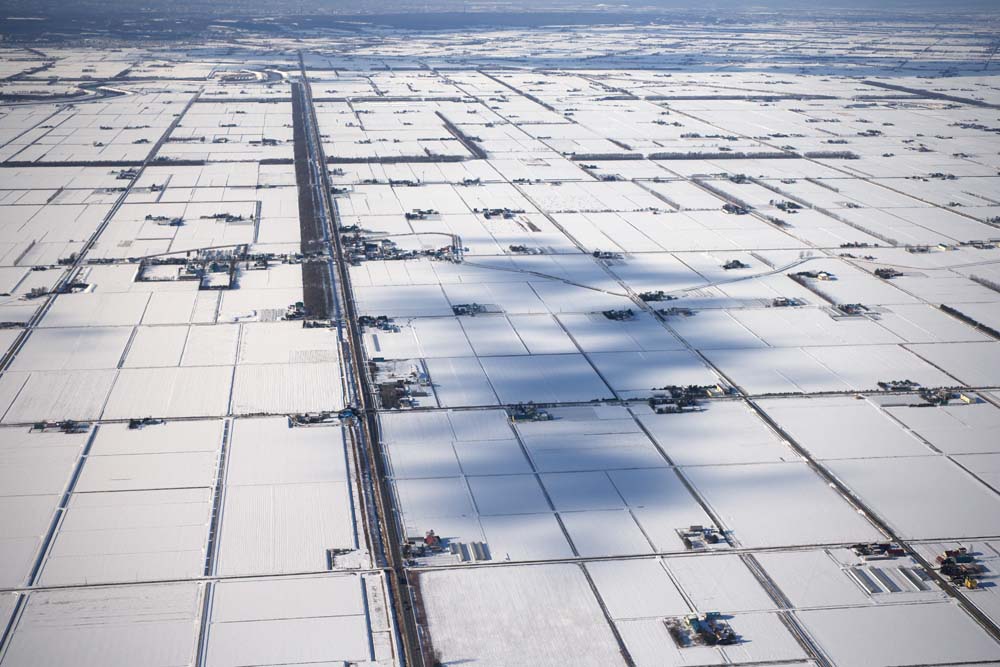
[3,16,1000,667]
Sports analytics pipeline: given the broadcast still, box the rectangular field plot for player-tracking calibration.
[424,356,499,407]
[907,341,1000,387]
[797,603,1000,667]
[825,456,1000,540]
[0,494,61,589]
[0,425,87,496]
[479,354,614,403]
[728,307,904,347]
[557,311,686,352]
[215,418,357,575]
[517,425,666,473]
[8,326,131,371]
[39,292,151,328]
[0,369,118,424]
[705,344,955,395]
[684,462,883,548]
[758,395,934,459]
[418,564,627,667]
[205,574,392,667]
[638,401,797,466]
[37,488,213,586]
[237,321,339,364]
[559,509,655,557]
[588,350,718,397]
[883,399,1000,455]
[1,583,202,667]
[230,362,344,414]
[76,420,223,492]
[103,366,233,419]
